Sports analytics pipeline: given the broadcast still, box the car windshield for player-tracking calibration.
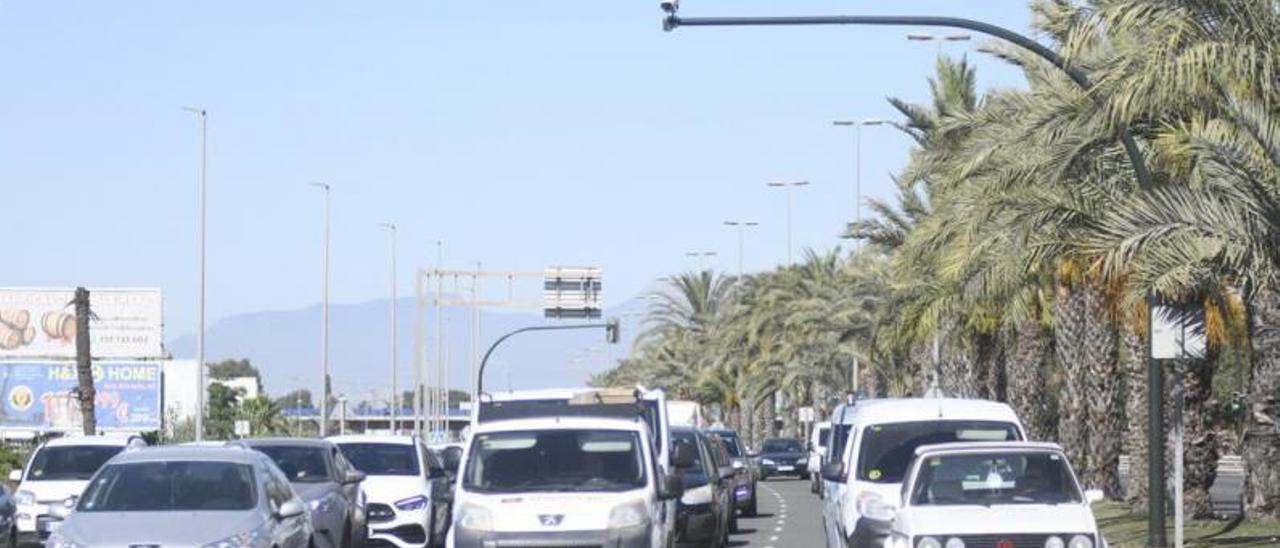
[464,430,646,493]
[762,439,803,453]
[27,445,124,481]
[829,424,853,461]
[337,443,419,476]
[858,421,1021,484]
[910,451,1082,506]
[715,432,743,458]
[77,461,256,512]
[818,427,831,448]
[252,445,330,483]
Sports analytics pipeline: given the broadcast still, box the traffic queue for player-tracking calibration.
[0,391,1106,548]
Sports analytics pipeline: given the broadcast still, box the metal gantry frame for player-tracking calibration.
[414,267,545,440]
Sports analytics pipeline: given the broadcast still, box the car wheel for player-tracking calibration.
[743,494,758,517]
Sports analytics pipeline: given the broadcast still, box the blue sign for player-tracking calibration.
[0,362,162,431]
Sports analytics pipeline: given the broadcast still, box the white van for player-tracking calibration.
[820,399,1026,548]
[808,420,831,495]
[450,388,689,548]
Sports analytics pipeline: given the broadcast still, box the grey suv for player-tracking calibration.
[232,438,368,548]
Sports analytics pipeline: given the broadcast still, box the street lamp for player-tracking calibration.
[379,223,398,434]
[766,181,810,265]
[684,251,718,272]
[311,182,331,437]
[722,221,759,278]
[181,106,207,442]
[832,119,887,244]
[907,31,972,55]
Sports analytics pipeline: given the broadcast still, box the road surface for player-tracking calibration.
[729,476,825,547]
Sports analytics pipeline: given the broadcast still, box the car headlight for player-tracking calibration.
[761,459,776,466]
[46,533,83,548]
[309,494,337,513]
[1045,537,1066,548]
[681,484,713,506]
[945,538,966,548]
[457,503,494,532]
[14,490,35,506]
[608,500,649,529]
[917,537,942,548]
[1068,535,1094,548]
[887,534,911,548]
[201,528,264,548]
[856,491,896,522]
[394,495,428,511]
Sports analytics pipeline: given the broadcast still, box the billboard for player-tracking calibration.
[0,288,164,359]
[0,362,162,431]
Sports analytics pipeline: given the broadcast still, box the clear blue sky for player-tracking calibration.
[1,1,1032,344]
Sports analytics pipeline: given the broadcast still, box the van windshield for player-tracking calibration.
[817,427,830,448]
[464,430,647,493]
[910,451,1082,505]
[858,421,1021,484]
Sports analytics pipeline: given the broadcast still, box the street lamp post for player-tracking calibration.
[684,251,718,272]
[311,182,331,437]
[662,7,1162,545]
[766,181,809,265]
[379,223,398,434]
[182,106,208,442]
[832,119,886,246]
[722,221,759,279]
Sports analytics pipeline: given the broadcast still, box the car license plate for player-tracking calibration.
[39,520,60,533]
[777,465,794,472]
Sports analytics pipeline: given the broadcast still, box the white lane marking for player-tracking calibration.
[770,536,779,541]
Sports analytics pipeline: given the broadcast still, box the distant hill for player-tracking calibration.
[167,295,647,400]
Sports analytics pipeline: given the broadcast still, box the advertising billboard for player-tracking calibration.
[0,288,164,359]
[0,362,162,431]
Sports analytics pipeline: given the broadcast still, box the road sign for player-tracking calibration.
[543,267,602,319]
[798,406,815,423]
[234,420,250,437]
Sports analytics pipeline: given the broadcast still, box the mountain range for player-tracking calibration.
[166,294,647,402]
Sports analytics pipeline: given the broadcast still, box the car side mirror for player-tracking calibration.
[342,470,366,485]
[1085,489,1105,504]
[821,461,846,483]
[431,478,453,503]
[276,499,306,520]
[658,473,684,500]
[717,465,736,482]
[7,470,20,483]
[670,443,696,469]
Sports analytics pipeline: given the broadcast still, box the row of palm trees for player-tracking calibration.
[596,0,1279,521]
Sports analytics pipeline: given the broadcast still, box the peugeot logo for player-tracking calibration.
[539,514,565,527]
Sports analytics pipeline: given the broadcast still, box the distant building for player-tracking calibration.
[211,376,261,401]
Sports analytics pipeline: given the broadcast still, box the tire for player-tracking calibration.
[742,494,758,517]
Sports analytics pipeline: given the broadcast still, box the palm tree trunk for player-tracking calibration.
[1084,284,1122,499]
[1054,281,1090,475]
[1244,288,1280,518]
[1008,323,1054,441]
[1121,321,1149,508]
[1181,347,1218,519]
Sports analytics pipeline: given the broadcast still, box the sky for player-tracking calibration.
[0,1,1034,350]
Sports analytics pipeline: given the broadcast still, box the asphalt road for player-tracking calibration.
[729,476,825,548]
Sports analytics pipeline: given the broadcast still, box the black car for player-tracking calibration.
[672,427,734,548]
[707,428,757,517]
[755,438,808,480]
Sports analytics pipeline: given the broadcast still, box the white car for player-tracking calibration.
[809,420,831,495]
[449,388,691,548]
[10,434,146,542]
[885,442,1106,548]
[820,398,1026,548]
[329,435,452,548]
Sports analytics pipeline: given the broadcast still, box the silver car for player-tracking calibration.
[232,438,368,548]
[46,446,314,548]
